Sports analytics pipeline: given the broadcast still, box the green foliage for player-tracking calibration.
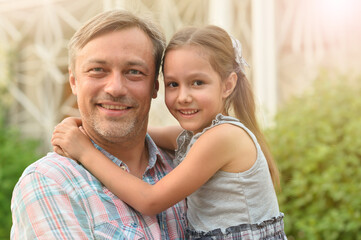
[0,110,40,239]
[267,73,361,240]
[1,41,40,239]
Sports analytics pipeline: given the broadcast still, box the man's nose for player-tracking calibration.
[104,72,127,97]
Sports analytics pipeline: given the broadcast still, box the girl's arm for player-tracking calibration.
[53,122,255,216]
[148,125,183,150]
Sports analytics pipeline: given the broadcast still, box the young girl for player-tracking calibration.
[52,25,286,239]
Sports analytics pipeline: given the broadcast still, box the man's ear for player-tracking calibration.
[222,72,237,98]
[69,68,77,95]
[152,79,159,99]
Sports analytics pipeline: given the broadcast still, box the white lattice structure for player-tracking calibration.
[0,0,105,151]
[1,0,360,152]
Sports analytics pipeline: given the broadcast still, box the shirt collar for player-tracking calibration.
[91,134,166,170]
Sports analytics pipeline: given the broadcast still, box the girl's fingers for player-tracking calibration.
[51,133,69,149]
[54,125,66,134]
[61,117,82,127]
[53,145,66,156]
[79,126,87,135]
[51,132,63,144]
[54,119,77,133]
[51,136,60,147]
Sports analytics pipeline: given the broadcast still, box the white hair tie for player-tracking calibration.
[230,36,249,74]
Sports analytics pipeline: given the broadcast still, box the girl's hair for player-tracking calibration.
[163,25,280,189]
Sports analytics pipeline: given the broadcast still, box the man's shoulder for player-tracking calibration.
[19,152,81,183]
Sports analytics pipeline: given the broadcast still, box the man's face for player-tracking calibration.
[69,27,158,144]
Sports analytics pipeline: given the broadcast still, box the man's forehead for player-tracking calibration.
[80,30,152,55]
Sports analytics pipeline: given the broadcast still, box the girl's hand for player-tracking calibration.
[51,117,92,162]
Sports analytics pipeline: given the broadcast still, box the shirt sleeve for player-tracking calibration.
[11,171,92,239]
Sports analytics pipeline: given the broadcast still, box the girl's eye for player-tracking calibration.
[167,82,178,88]
[193,80,204,86]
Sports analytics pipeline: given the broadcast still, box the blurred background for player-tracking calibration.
[0,0,360,239]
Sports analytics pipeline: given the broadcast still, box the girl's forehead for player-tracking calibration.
[166,45,211,61]
[163,45,223,81]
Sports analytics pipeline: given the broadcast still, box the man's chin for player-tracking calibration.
[94,122,136,139]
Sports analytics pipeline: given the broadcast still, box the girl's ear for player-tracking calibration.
[222,72,237,98]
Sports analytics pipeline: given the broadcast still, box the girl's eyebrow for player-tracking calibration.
[163,74,175,79]
[164,72,210,79]
[187,72,209,78]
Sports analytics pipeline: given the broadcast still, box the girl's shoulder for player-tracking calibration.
[198,123,257,173]
[199,114,254,139]
[176,114,258,171]
[200,122,254,150]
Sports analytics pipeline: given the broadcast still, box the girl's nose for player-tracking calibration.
[177,87,192,104]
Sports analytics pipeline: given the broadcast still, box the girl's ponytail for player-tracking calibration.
[229,37,280,190]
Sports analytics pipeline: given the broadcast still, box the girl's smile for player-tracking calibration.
[177,109,200,119]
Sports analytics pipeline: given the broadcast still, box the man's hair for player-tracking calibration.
[68,10,165,80]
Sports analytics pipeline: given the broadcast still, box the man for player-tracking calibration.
[11,10,187,239]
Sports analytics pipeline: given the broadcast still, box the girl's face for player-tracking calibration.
[163,46,231,134]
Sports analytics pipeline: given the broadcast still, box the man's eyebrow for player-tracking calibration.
[127,60,147,67]
[86,59,107,64]
[83,59,151,73]
[126,60,150,71]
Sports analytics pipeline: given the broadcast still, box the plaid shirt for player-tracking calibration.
[11,134,187,239]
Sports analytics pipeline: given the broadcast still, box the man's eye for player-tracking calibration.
[90,67,104,72]
[129,69,141,75]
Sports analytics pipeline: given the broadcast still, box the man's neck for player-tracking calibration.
[89,131,150,179]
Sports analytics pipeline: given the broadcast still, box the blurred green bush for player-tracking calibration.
[267,73,361,240]
[0,111,40,239]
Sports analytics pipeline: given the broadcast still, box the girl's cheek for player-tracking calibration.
[165,92,175,105]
